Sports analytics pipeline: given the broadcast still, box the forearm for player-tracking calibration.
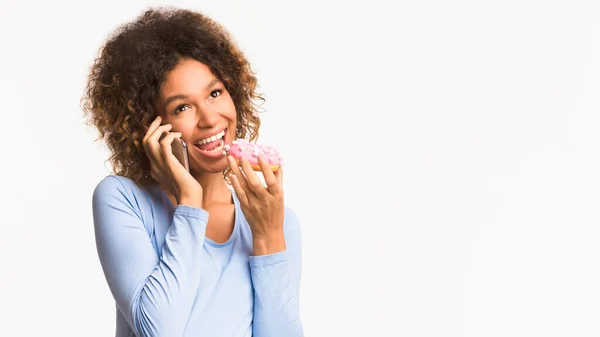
[130,205,208,336]
[93,176,211,336]
[250,247,303,337]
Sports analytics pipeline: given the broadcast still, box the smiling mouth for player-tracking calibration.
[194,129,226,154]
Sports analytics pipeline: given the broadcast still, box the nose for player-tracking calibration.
[195,104,219,129]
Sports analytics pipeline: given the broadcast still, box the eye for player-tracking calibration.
[210,89,223,99]
[173,104,191,115]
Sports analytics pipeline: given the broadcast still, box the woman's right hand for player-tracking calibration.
[142,116,202,208]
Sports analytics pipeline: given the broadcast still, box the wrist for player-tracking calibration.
[178,193,203,208]
[252,231,286,256]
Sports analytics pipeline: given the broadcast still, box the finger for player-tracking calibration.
[144,121,171,166]
[147,124,173,149]
[227,155,251,193]
[258,155,280,195]
[146,125,173,162]
[240,157,269,197]
[161,133,192,174]
[142,116,163,145]
[159,132,182,156]
[229,174,248,205]
[275,165,283,188]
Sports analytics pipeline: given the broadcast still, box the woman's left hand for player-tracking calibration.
[227,155,286,255]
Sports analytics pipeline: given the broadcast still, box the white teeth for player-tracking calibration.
[196,130,225,145]
[199,139,225,153]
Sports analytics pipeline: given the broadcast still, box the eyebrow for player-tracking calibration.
[163,77,222,110]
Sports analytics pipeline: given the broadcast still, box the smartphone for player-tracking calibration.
[171,138,190,172]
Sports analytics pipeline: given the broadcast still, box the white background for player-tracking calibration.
[1,0,599,336]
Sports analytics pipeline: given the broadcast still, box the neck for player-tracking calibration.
[191,170,231,206]
[160,171,232,208]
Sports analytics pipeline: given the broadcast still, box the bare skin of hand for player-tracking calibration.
[227,155,285,256]
[142,116,203,208]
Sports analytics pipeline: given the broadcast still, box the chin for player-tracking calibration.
[190,158,229,175]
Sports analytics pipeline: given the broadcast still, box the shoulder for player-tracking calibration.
[91,175,164,234]
[93,174,142,202]
[92,175,156,218]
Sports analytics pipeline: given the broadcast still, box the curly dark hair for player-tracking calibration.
[82,7,263,187]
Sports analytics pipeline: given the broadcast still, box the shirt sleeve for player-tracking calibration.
[92,176,208,337]
[248,206,304,337]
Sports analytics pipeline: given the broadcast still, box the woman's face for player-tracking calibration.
[158,58,237,174]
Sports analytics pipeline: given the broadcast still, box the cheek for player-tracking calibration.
[225,98,237,117]
[227,120,237,140]
[170,119,195,137]
[221,98,237,122]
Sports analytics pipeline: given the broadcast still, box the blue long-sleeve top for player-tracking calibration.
[91,175,303,337]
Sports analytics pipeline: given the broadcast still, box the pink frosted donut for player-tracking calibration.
[226,139,282,171]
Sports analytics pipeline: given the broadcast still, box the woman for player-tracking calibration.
[82,7,303,337]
